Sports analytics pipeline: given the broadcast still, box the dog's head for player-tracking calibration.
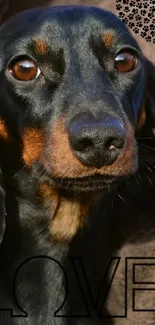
[0,6,154,240]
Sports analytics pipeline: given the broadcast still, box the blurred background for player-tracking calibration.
[0,0,154,62]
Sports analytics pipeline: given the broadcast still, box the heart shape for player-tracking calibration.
[116,0,155,43]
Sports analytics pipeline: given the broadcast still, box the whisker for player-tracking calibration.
[135,174,141,188]
[139,159,154,175]
[138,143,155,153]
[13,165,26,179]
[137,137,155,140]
[115,189,126,204]
[145,174,154,189]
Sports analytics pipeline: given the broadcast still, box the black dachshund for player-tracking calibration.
[0,5,155,325]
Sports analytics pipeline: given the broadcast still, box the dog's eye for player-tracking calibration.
[115,51,138,73]
[9,58,41,81]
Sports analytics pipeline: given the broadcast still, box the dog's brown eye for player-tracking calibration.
[9,58,41,81]
[115,51,138,73]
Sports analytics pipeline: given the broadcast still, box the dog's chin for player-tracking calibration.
[33,164,125,194]
[45,174,125,194]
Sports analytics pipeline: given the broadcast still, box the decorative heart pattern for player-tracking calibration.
[116,0,155,43]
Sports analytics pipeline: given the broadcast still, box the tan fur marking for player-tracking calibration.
[137,104,146,131]
[47,118,137,178]
[39,182,90,241]
[50,198,89,241]
[39,183,57,201]
[103,31,115,48]
[22,128,44,167]
[99,120,138,177]
[37,116,137,242]
[47,119,94,178]
[0,119,9,141]
[34,39,48,55]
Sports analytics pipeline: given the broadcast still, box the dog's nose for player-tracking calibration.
[68,115,125,168]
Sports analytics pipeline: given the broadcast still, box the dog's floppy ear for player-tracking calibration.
[138,59,155,137]
[0,0,9,23]
[144,59,155,132]
[0,174,5,245]
[137,59,155,165]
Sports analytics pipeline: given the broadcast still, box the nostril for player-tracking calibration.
[68,115,126,168]
[105,137,125,151]
[75,138,93,152]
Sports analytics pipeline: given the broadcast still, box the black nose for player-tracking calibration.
[68,115,125,168]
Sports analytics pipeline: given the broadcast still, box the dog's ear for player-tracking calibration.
[137,60,155,137]
[137,59,155,164]
[0,0,9,23]
[144,60,155,131]
[0,174,5,245]
[146,60,155,121]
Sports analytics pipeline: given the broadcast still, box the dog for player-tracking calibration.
[0,5,155,325]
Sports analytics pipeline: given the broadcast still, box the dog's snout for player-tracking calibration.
[68,115,125,168]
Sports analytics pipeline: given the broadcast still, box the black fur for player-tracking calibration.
[0,5,155,325]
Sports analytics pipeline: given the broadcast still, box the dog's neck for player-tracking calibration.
[6,164,102,244]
